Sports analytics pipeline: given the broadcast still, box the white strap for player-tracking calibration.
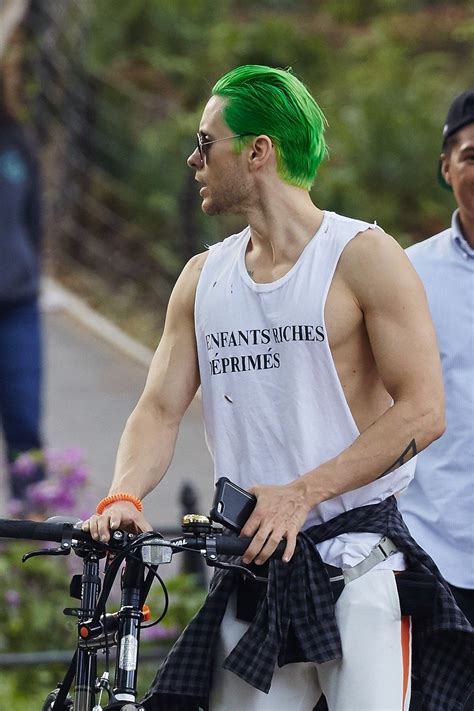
[342,536,399,584]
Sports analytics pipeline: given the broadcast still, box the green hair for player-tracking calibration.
[212,65,327,190]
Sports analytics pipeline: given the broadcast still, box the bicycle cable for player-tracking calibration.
[82,538,171,637]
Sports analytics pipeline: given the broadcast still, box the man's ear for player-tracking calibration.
[248,135,274,170]
[440,153,451,185]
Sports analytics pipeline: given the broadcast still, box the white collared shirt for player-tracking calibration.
[399,210,474,588]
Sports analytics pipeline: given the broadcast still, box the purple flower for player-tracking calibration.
[141,624,180,642]
[45,447,83,472]
[7,498,25,517]
[64,466,88,488]
[11,452,38,478]
[52,488,76,511]
[9,446,90,516]
[29,481,57,508]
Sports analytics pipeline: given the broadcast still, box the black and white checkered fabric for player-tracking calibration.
[141,496,473,711]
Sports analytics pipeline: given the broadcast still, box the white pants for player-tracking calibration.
[210,569,412,711]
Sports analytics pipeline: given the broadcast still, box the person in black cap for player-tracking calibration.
[399,89,474,624]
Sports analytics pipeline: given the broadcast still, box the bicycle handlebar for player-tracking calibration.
[0,518,91,543]
[182,534,286,558]
[0,518,286,559]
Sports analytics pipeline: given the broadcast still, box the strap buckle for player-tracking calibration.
[377,536,396,559]
[342,536,398,584]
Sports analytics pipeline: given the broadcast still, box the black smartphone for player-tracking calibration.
[210,477,257,533]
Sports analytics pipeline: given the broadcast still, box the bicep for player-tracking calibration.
[347,232,443,402]
[138,253,206,423]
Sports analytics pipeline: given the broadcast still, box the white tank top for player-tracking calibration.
[195,210,414,568]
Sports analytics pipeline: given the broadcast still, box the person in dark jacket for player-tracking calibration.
[0,101,44,505]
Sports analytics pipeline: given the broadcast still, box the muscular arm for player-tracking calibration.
[84,251,208,539]
[303,229,445,495]
[242,229,445,563]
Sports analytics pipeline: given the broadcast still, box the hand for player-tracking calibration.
[82,501,153,543]
[240,480,310,565]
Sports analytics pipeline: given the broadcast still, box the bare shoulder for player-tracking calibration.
[338,227,423,308]
[339,226,407,273]
[169,250,209,313]
[186,250,210,273]
[180,250,209,286]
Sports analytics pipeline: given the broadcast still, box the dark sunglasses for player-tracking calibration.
[195,133,254,162]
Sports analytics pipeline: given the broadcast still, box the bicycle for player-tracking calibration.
[0,513,284,710]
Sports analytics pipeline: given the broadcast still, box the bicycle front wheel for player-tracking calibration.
[42,689,74,711]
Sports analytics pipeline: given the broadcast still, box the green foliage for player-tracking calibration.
[0,543,74,654]
[0,541,77,700]
[81,0,472,257]
[29,1,473,321]
[152,573,207,630]
[0,673,60,710]
[0,538,206,705]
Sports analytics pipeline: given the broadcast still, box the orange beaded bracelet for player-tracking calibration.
[96,493,143,515]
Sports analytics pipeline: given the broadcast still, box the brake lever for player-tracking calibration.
[207,558,269,583]
[22,545,72,562]
[22,521,78,562]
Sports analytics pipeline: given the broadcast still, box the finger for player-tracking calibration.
[281,532,297,563]
[128,514,152,535]
[97,514,114,542]
[137,514,153,532]
[118,513,153,536]
[240,510,263,539]
[241,526,272,565]
[255,530,287,565]
[88,514,101,541]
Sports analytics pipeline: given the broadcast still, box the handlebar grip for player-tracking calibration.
[215,535,286,558]
[0,519,92,543]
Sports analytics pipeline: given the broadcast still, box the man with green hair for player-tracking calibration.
[84,65,472,710]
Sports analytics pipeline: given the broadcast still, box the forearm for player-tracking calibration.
[108,403,179,499]
[298,398,445,507]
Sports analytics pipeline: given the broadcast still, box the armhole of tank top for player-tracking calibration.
[320,221,377,436]
[194,246,215,322]
[320,222,375,306]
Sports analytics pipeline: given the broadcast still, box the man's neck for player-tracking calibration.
[245,184,324,264]
[458,209,474,249]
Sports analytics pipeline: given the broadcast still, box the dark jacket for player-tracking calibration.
[0,116,42,305]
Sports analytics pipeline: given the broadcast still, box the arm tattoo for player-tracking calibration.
[378,439,417,478]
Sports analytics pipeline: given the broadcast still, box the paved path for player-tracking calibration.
[0,282,214,531]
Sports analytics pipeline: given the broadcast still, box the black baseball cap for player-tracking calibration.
[438,89,474,190]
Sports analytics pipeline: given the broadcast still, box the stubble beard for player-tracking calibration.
[201,174,254,216]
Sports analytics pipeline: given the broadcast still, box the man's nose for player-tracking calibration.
[187,148,203,168]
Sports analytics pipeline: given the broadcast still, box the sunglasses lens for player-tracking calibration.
[196,135,204,161]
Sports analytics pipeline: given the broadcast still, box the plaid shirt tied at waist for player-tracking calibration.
[142,496,473,711]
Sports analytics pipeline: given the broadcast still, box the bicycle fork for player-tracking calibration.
[112,555,145,705]
[74,552,101,710]
[77,552,146,709]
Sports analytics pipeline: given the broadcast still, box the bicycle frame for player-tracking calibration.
[49,530,155,711]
